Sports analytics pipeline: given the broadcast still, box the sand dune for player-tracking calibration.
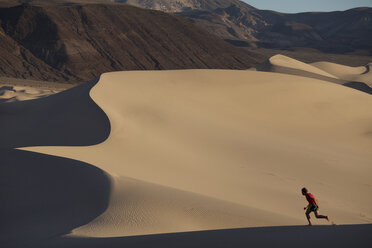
[0,85,58,103]
[256,55,372,94]
[312,62,372,87]
[0,149,111,246]
[1,69,372,247]
[0,80,110,148]
[256,55,338,79]
[71,176,297,238]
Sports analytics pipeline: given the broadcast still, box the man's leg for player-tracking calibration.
[306,209,312,226]
[315,211,329,221]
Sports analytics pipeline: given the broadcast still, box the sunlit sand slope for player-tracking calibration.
[21,70,372,239]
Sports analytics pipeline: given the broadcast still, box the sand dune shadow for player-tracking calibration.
[0,149,111,247]
[343,81,372,94]
[35,224,372,248]
[0,78,110,148]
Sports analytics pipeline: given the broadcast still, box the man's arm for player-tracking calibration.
[311,195,318,205]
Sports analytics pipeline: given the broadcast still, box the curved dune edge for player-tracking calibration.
[23,70,372,238]
[265,55,339,79]
[0,79,110,148]
[0,148,111,246]
[255,55,372,93]
[311,62,372,87]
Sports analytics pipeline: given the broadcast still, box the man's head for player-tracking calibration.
[301,187,308,195]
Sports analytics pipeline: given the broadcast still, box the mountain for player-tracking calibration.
[117,0,261,42]
[0,24,73,82]
[116,0,255,12]
[121,0,372,54]
[2,0,370,83]
[0,2,262,83]
[255,8,372,52]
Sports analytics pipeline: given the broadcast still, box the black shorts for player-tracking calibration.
[307,204,319,213]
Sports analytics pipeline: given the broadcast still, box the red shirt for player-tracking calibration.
[305,193,317,205]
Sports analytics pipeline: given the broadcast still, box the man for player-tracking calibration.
[302,187,330,226]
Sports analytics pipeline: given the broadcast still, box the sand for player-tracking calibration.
[0,76,73,103]
[311,61,372,87]
[0,85,59,103]
[1,69,372,247]
[256,55,338,79]
[255,55,372,94]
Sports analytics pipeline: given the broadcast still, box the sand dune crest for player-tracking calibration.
[312,61,372,87]
[256,55,372,94]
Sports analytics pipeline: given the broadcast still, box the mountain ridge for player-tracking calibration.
[0,2,263,82]
[119,0,372,53]
[116,0,256,12]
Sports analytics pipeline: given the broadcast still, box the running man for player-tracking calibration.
[301,187,330,226]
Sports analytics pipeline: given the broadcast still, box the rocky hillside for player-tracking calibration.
[122,0,372,53]
[0,2,262,83]
[117,0,255,12]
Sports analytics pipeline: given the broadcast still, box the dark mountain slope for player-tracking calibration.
[0,3,262,82]
[0,22,74,81]
[123,0,372,53]
[116,0,255,12]
[179,6,372,52]
[286,8,372,52]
